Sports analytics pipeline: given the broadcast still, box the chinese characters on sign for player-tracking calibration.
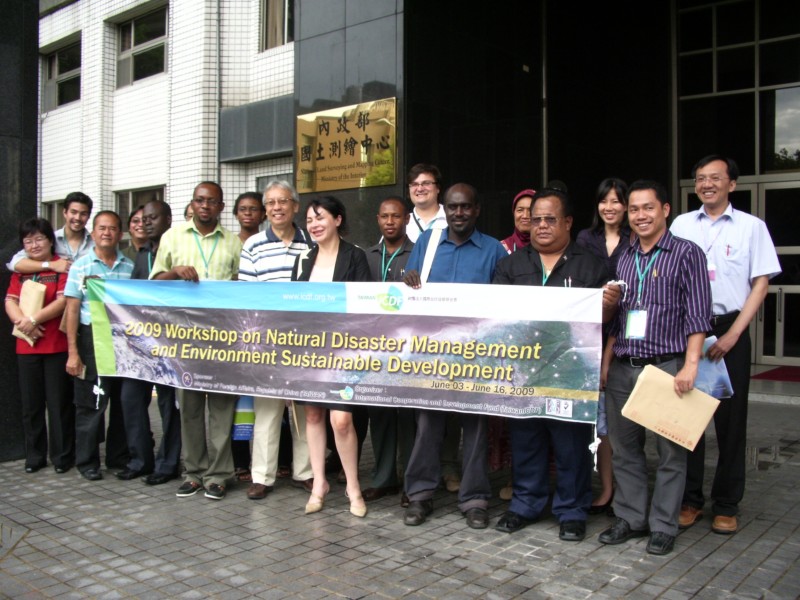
[296,97,396,193]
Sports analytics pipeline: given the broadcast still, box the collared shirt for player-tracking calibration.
[64,249,134,325]
[150,220,241,281]
[238,226,312,282]
[406,227,507,284]
[493,242,610,289]
[406,204,447,243]
[6,227,94,271]
[670,203,781,315]
[132,241,158,280]
[575,225,632,279]
[610,230,711,358]
[366,237,414,282]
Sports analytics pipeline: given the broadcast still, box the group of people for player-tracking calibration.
[6,154,780,556]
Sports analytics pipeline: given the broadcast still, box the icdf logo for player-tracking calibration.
[378,285,404,312]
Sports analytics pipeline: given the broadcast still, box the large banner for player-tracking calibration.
[88,280,603,422]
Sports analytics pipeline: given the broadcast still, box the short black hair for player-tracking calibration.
[306,196,348,235]
[532,187,573,218]
[195,181,224,203]
[19,217,56,249]
[93,210,123,230]
[628,180,669,205]
[407,163,442,186]
[692,155,740,181]
[379,195,410,214]
[233,192,264,215]
[63,192,93,212]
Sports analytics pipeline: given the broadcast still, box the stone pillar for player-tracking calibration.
[0,0,39,461]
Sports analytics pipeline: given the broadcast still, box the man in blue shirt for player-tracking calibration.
[402,183,507,529]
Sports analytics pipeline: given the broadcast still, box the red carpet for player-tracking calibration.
[752,366,800,382]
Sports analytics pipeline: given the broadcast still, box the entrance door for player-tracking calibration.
[679,182,800,366]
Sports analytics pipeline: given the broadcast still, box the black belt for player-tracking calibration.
[710,311,739,327]
[617,353,681,368]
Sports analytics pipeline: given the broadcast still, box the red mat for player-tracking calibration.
[751,366,800,382]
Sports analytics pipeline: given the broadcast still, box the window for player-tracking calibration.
[255,172,293,193]
[261,0,294,51]
[117,7,168,88]
[42,201,66,230]
[115,187,165,232]
[43,42,81,111]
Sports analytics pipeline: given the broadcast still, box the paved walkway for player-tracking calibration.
[1,402,799,599]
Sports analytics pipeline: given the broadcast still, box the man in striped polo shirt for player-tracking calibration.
[599,180,712,556]
[237,180,314,499]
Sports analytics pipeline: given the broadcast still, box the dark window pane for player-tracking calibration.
[718,47,754,91]
[763,292,776,356]
[679,94,755,176]
[680,52,712,96]
[134,8,167,46]
[679,9,712,52]
[686,189,753,213]
[761,0,800,40]
[771,255,800,286]
[120,23,132,52]
[784,293,800,358]
[760,88,800,173]
[58,76,80,105]
[133,45,165,81]
[760,39,800,87]
[47,54,56,80]
[717,0,754,46]
[287,0,295,43]
[58,43,81,74]
[764,187,800,246]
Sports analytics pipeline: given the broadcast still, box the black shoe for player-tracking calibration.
[400,493,410,508]
[176,480,203,497]
[464,508,489,529]
[559,520,587,542]
[646,531,675,555]
[404,500,433,526]
[25,464,45,474]
[205,483,226,500]
[116,468,151,481]
[81,468,103,481]
[54,465,71,474]
[495,511,535,533]
[144,472,175,485]
[598,517,648,545]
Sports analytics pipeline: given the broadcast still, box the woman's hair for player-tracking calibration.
[19,217,56,249]
[306,196,347,235]
[591,178,628,232]
[233,192,264,215]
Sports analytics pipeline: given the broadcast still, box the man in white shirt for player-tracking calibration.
[406,163,447,243]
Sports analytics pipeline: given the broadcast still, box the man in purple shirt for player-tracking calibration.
[599,180,711,556]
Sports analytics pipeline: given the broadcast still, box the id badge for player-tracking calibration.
[625,310,648,340]
[708,262,716,282]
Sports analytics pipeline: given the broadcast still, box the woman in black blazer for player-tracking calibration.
[292,196,370,518]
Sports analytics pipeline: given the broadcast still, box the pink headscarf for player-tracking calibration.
[501,188,536,253]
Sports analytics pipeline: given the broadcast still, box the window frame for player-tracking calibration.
[117,6,169,89]
[42,40,82,112]
[260,0,294,52]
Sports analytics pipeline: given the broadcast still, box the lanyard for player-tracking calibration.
[192,230,219,278]
[634,248,661,307]
[380,244,403,282]
[147,250,152,274]
[540,257,550,285]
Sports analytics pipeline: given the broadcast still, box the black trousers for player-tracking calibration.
[684,322,751,516]
[18,352,74,469]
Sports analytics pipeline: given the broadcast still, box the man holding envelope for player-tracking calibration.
[599,180,712,556]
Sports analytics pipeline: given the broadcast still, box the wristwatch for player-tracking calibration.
[42,261,50,269]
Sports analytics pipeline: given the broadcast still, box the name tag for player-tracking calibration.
[625,310,648,340]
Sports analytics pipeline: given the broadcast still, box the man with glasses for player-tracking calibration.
[493,188,619,542]
[671,155,780,535]
[151,181,242,500]
[237,180,315,499]
[406,163,447,243]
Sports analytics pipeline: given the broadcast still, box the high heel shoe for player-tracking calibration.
[305,483,329,514]
[346,490,368,518]
[588,491,614,515]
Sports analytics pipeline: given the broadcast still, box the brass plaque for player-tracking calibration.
[296,97,396,193]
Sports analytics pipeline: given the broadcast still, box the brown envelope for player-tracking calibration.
[621,364,720,451]
[12,279,47,347]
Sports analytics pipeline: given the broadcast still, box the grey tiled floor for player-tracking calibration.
[1,402,799,599]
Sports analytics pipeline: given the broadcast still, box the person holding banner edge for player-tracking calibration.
[151,181,242,501]
[492,188,620,542]
[402,183,507,530]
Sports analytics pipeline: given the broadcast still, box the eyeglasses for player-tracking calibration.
[531,216,560,226]
[265,198,292,207]
[192,197,221,207]
[237,206,263,214]
[694,175,728,184]
[409,180,437,189]
[23,236,49,246]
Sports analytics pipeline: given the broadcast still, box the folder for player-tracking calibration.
[621,364,720,451]
[12,279,46,347]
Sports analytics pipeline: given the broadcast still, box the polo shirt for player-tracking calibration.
[150,220,241,281]
[238,226,312,282]
[670,203,781,315]
[366,237,414,282]
[610,230,711,358]
[406,227,507,284]
[64,249,134,325]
